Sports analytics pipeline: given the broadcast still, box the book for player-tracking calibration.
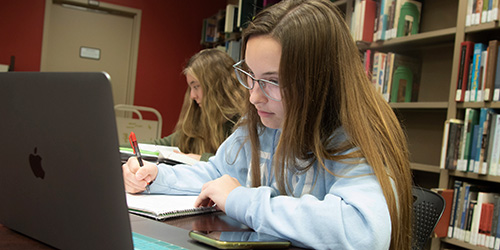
[360,0,377,43]
[454,181,471,240]
[456,41,476,102]
[491,0,499,22]
[488,113,500,176]
[224,4,239,33]
[237,0,263,30]
[470,43,487,102]
[449,180,464,238]
[494,43,500,101]
[120,144,200,166]
[473,0,484,25]
[482,0,491,23]
[458,108,475,171]
[473,108,489,173]
[484,40,499,101]
[464,186,480,241]
[466,0,475,26]
[478,49,489,102]
[493,195,500,249]
[389,53,421,102]
[126,193,217,220]
[395,0,422,37]
[440,119,464,170]
[432,188,454,238]
[382,52,395,101]
[363,49,373,77]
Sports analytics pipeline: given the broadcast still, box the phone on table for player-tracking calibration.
[189,230,291,249]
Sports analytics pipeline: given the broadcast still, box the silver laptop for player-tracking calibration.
[0,72,207,250]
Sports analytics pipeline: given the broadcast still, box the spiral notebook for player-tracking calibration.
[126,194,217,220]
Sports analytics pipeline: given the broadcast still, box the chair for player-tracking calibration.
[411,186,446,250]
[114,104,162,145]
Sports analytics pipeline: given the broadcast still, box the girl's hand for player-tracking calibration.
[122,157,158,193]
[194,175,241,212]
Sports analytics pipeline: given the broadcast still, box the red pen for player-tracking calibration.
[128,132,150,193]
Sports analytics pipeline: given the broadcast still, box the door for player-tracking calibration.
[41,0,141,105]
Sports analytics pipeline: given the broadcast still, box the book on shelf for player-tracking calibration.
[494,42,500,101]
[453,181,471,240]
[481,0,491,24]
[469,43,487,102]
[201,16,218,43]
[363,49,373,77]
[448,180,464,238]
[466,0,475,26]
[374,0,397,41]
[484,40,499,101]
[395,0,421,38]
[371,51,386,93]
[382,52,395,102]
[351,0,377,43]
[237,0,263,30]
[125,193,217,221]
[456,41,475,102]
[493,195,500,250]
[389,53,421,103]
[476,49,488,102]
[471,108,488,174]
[458,108,473,171]
[431,188,454,238]
[487,112,500,176]
[473,0,484,25]
[224,4,238,33]
[439,119,464,170]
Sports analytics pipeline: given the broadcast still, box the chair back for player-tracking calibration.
[114,104,163,145]
[411,186,445,250]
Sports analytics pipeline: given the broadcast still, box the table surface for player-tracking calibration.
[0,211,302,249]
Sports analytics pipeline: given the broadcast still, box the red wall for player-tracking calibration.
[0,0,227,137]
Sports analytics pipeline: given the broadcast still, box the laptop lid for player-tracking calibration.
[0,72,134,250]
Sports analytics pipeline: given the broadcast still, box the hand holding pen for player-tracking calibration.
[128,132,152,193]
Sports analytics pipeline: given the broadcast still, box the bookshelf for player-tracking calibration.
[338,0,500,249]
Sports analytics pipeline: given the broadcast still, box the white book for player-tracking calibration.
[126,193,216,220]
[138,143,199,166]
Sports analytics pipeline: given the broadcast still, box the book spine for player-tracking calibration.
[494,43,500,101]
[484,40,499,101]
[471,43,486,102]
[449,180,464,238]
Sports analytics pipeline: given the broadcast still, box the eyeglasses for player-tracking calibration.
[232,60,282,101]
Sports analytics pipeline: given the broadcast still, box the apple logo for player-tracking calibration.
[29,147,45,179]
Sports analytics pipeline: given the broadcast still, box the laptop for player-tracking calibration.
[0,72,207,250]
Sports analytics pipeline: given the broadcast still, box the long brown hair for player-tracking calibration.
[240,1,413,249]
[174,49,247,154]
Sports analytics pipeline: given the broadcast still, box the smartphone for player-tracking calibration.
[189,230,291,249]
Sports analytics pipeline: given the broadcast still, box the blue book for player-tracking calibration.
[470,43,487,102]
[459,183,472,236]
[469,125,480,172]
[448,180,464,238]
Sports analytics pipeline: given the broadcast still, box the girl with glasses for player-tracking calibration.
[123,0,412,249]
[151,49,247,161]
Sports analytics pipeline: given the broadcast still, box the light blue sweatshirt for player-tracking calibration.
[148,125,391,249]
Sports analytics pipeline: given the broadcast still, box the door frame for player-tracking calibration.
[40,0,141,105]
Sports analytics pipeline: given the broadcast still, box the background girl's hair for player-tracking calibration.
[240,0,413,249]
[174,49,247,154]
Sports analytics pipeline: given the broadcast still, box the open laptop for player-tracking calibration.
[0,72,207,250]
